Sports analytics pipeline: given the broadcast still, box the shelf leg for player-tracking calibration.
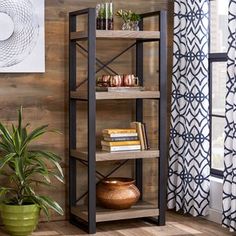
[87,8,96,234]
[69,12,77,214]
[158,10,168,226]
[135,20,144,199]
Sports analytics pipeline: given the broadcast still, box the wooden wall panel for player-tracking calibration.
[0,0,173,221]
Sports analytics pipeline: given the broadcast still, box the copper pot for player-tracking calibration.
[109,75,123,87]
[96,177,140,210]
[123,74,139,87]
[96,75,111,87]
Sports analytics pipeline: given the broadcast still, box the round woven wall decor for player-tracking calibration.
[0,0,39,68]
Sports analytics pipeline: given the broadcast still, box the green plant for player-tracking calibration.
[98,3,113,19]
[0,107,64,219]
[130,12,141,22]
[116,9,141,22]
[98,5,106,18]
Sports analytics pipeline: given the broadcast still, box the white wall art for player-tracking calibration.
[0,0,45,73]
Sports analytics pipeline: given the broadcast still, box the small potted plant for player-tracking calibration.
[130,12,141,31]
[116,9,141,31]
[0,107,64,236]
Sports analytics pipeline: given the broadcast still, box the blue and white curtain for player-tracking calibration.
[167,0,210,216]
[222,0,236,232]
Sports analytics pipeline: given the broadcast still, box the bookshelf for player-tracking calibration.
[69,8,167,234]
[71,201,159,222]
[71,149,160,162]
[71,90,160,100]
[70,29,160,40]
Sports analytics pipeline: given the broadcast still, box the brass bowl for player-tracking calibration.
[96,177,140,210]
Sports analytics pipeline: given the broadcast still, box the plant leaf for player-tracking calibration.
[29,150,63,178]
[0,153,15,169]
[0,123,14,149]
[37,196,64,216]
[0,187,11,198]
[48,171,64,183]
[14,157,25,184]
[18,106,23,137]
[21,125,48,149]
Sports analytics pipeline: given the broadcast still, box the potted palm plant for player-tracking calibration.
[0,107,64,236]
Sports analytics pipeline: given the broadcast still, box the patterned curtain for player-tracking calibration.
[222,0,236,232]
[167,0,210,216]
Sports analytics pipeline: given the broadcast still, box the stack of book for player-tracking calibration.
[130,122,149,150]
[101,128,141,152]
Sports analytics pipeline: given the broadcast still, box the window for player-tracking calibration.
[209,0,228,176]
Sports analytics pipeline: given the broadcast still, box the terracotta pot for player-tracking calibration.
[96,177,140,210]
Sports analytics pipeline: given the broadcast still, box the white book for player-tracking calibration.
[102,145,141,152]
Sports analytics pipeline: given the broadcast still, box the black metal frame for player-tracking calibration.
[69,8,167,234]
[208,1,227,178]
[209,53,227,178]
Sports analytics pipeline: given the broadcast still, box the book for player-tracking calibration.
[102,128,137,134]
[101,140,141,147]
[130,122,145,150]
[103,136,138,141]
[102,145,141,152]
[103,133,138,138]
[141,123,147,150]
[96,86,145,92]
[142,123,150,149]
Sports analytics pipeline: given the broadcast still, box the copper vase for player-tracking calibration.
[96,177,140,210]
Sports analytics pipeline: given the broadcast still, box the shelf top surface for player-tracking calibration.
[71,149,159,162]
[71,201,159,222]
[71,30,160,40]
[71,90,160,100]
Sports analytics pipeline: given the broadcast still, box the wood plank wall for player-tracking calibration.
[0,0,173,221]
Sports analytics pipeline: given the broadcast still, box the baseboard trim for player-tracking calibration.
[204,208,222,224]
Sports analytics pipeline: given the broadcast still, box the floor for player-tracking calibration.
[0,211,234,236]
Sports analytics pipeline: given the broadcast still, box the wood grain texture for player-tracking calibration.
[0,0,174,221]
[71,90,160,100]
[71,149,159,162]
[71,30,160,40]
[0,211,233,236]
[71,201,159,222]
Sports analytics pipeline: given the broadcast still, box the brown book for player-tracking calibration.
[130,122,145,150]
[141,123,147,150]
[142,123,150,149]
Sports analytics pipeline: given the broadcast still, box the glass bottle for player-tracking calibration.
[96,4,101,30]
[105,2,109,30]
[131,21,140,31]
[100,3,105,30]
[108,1,114,30]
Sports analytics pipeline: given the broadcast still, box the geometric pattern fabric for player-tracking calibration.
[222,0,236,232]
[167,0,210,216]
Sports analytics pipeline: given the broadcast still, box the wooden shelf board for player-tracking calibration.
[71,149,159,162]
[71,90,160,100]
[70,30,160,40]
[71,201,159,222]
